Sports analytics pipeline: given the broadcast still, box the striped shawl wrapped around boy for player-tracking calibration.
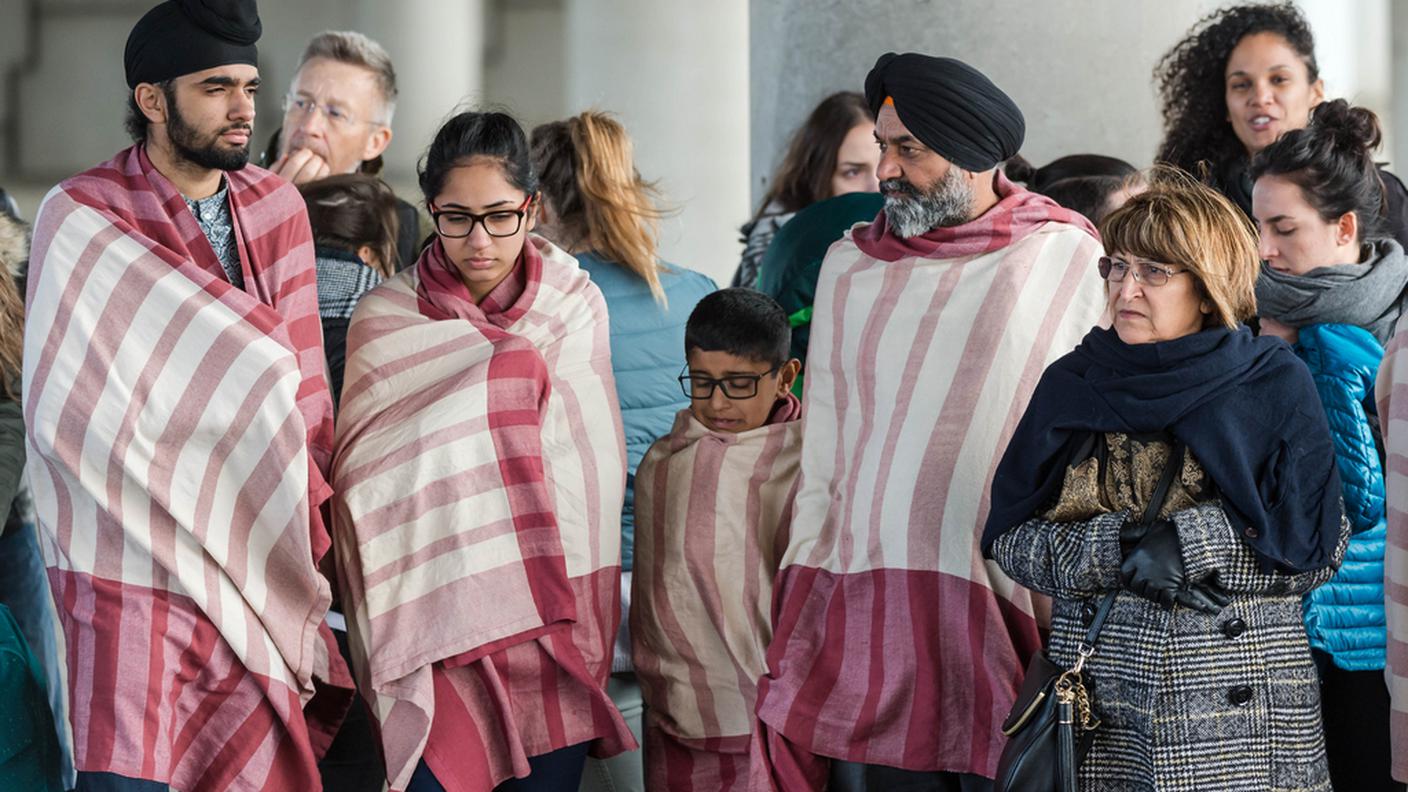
[753,172,1107,782]
[332,235,634,791]
[631,395,803,790]
[23,145,350,790]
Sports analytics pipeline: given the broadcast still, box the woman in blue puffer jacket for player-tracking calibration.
[531,111,716,792]
[1252,99,1408,791]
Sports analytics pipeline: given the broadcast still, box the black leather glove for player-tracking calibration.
[1121,518,1230,615]
[1172,577,1232,614]
[1121,518,1185,608]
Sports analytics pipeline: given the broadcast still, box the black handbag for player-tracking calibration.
[993,440,1186,792]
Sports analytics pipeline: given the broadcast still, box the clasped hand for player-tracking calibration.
[1119,518,1231,615]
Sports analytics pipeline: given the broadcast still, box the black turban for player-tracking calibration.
[125,0,261,89]
[864,52,1024,172]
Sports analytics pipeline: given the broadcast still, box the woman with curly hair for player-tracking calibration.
[1154,2,1408,248]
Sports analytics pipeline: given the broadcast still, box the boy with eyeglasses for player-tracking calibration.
[629,288,802,791]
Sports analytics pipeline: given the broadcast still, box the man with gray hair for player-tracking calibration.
[269,30,419,268]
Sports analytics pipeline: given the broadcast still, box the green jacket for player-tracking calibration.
[0,603,62,791]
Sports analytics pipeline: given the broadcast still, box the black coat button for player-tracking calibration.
[1244,526,1259,539]
[1228,685,1253,706]
[1222,618,1247,639]
[1082,601,1098,626]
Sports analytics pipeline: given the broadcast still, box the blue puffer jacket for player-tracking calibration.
[1296,323,1387,671]
[577,252,716,572]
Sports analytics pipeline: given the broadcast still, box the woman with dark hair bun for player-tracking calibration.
[736,91,879,287]
[1251,99,1408,791]
[1155,2,1408,247]
[331,110,635,792]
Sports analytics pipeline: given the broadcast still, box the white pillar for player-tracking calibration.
[564,0,750,286]
[1299,0,1393,164]
[354,0,485,181]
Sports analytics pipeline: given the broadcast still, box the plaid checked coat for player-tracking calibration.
[991,438,1347,792]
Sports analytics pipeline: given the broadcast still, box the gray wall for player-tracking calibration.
[748,0,1393,208]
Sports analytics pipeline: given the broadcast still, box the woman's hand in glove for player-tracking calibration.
[1121,518,1230,615]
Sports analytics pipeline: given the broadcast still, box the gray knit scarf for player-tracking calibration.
[1255,238,1408,345]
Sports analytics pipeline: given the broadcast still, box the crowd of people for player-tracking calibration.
[6,0,1408,790]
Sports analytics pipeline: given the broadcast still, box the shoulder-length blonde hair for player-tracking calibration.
[531,112,670,303]
[1099,166,1259,329]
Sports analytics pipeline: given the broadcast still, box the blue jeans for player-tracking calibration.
[74,772,168,791]
[409,742,592,792]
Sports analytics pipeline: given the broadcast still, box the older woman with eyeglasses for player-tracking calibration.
[982,168,1348,791]
[330,110,635,792]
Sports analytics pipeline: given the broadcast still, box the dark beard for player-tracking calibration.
[165,87,251,172]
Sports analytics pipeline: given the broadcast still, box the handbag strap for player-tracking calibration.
[1139,440,1186,528]
[1084,438,1188,647]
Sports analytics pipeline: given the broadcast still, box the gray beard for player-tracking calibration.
[881,169,974,238]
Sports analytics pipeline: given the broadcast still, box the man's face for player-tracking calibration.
[873,104,974,238]
[161,64,260,172]
[279,57,392,178]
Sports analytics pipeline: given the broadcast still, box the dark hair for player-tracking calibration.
[1154,3,1318,182]
[754,91,873,220]
[418,111,538,205]
[299,174,401,276]
[1005,154,1137,193]
[124,80,174,143]
[1041,175,1138,224]
[685,288,790,368]
[1249,99,1389,243]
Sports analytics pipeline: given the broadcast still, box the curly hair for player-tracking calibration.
[1154,3,1317,188]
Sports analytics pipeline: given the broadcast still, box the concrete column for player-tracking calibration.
[1389,1,1408,170]
[354,0,486,180]
[1300,0,1392,164]
[564,0,750,286]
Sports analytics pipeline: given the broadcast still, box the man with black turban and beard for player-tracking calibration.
[24,1,351,789]
[751,53,1108,791]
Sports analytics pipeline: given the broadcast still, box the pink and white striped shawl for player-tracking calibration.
[754,194,1106,779]
[631,398,803,790]
[332,236,632,791]
[24,147,345,791]
[1379,327,1408,782]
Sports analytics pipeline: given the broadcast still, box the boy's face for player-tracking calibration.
[685,349,799,434]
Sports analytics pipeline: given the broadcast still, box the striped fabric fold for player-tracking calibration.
[23,146,345,791]
[1378,327,1408,782]
[754,213,1107,781]
[631,397,803,790]
[332,236,633,791]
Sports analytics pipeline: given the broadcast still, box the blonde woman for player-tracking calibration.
[531,112,716,792]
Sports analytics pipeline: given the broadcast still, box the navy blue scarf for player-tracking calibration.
[982,325,1341,573]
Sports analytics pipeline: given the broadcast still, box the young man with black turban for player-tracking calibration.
[751,53,1108,790]
[24,1,351,789]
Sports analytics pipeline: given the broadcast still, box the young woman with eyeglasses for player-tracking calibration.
[331,110,635,792]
